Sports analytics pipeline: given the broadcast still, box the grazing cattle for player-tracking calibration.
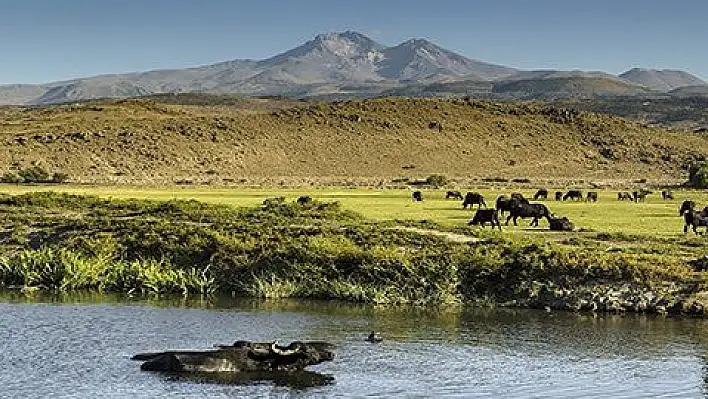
[506,199,552,227]
[586,191,598,202]
[533,188,549,200]
[463,192,486,209]
[445,191,463,200]
[554,191,563,201]
[661,190,674,200]
[468,209,502,230]
[510,192,527,203]
[679,200,708,234]
[412,191,423,202]
[633,189,652,202]
[679,200,697,216]
[684,211,708,234]
[495,195,513,216]
[617,191,633,201]
[549,215,574,231]
[563,190,583,201]
[297,195,313,205]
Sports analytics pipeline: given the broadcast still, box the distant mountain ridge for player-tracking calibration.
[0,31,706,105]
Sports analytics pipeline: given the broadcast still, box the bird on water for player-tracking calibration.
[366,331,383,343]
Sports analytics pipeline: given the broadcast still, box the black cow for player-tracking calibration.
[468,209,502,230]
[679,200,708,234]
[297,195,313,205]
[684,211,708,234]
[412,191,423,202]
[549,215,574,231]
[563,190,583,201]
[679,200,697,216]
[661,190,674,200]
[617,191,633,201]
[445,191,463,200]
[495,195,512,216]
[510,192,527,203]
[506,199,552,227]
[633,189,652,202]
[554,191,563,201]
[463,192,486,209]
[533,188,549,200]
[586,191,598,202]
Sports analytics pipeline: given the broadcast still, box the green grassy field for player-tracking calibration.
[1,186,707,312]
[0,184,701,237]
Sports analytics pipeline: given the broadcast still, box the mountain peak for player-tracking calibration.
[620,68,707,92]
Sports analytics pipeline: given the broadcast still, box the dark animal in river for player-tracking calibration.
[563,190,583,201]
[468,209,502,230]
[554,191,563,201]
[661,190,674,200]
[445,191,463,200]
[412,191,423,202]
[132,340,335,373]
[506,199,552,227]
[533,188,549,200]
[617,192,633,201]
[586,191,598,202]
[548,215,574,231]
[462,192,486,209]
[366,331,383,343]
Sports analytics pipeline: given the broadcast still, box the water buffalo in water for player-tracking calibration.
[586,191,598,202]
[132,340,335,373]
[463,192,486,209]
[563,190,583,201]
[533,188,549,200]
[445,191,463,200]
[468,209,502,230]
[412,191,423,202]
[506,199,552,227]
[554,191,563,201]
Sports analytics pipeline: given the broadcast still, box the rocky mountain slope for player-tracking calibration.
[1,32,706,105]
[1,96,706,187]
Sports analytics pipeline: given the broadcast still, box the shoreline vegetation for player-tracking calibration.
[2,191,708,316]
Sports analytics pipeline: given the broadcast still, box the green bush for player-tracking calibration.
[689,161,708,188]
[425,174,448,188]
[0,172,24,184]
[18,166,50,183]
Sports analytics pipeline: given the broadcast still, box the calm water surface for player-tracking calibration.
[1,293,708,398]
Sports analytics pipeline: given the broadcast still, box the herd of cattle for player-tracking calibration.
[412,188,682,232]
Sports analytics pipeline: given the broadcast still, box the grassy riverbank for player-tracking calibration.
[1,190,708,314]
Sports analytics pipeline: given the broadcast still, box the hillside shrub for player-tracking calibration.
[688,161,708,188]
[425,174,448,188]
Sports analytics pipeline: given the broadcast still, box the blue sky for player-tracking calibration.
[1,0,706,84]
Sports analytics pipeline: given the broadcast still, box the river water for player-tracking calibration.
[1,293,708,398]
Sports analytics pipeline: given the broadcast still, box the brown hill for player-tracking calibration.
[1,96,707,187]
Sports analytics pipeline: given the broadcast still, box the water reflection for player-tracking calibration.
[3,292,708,397]
[160,370,335,389]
